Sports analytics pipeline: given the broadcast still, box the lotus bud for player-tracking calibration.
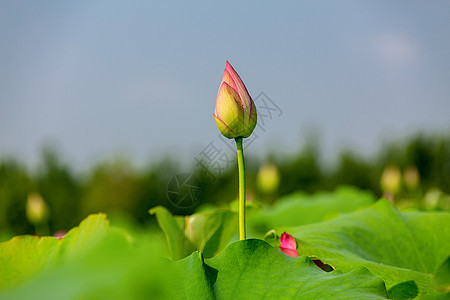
[280,232,299,257]
[26,193,49,225]
[380,165,401,194]
[257,161,280,194]
[214,61,257,139]
[423,188,441,210]
[403,165,420,190]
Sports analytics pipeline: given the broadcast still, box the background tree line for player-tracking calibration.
[1,133,449,239]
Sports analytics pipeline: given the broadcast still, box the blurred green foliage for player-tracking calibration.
[0,133,449,238]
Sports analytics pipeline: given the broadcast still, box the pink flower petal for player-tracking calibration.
[280,232,299,257]
[220,69,238,94]
[224,61,252,110]
[53,230,67,239]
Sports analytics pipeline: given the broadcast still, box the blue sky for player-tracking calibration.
[1,1,449,170]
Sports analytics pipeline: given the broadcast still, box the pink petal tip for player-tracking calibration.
[280,232,299,257]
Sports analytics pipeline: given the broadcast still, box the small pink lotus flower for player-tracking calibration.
[214,61,257,139]
[280,232,299,257]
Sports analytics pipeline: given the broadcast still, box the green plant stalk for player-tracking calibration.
[235,137,246,240]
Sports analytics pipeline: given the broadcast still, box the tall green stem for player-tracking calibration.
[235,137,246,240]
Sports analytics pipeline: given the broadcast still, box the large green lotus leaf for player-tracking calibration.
[1,237,388,299]
[168,250,215,299]
[0,214,109,291]
[0,236,61,290]
[58,213,109,261]
[248,186,375,236]
[150,206,244,259]
[149,206,199,260]
[0,229,173,300]
[173,239,388,299]
[290,199,450,296]
[185,209,239,258]
[433,257,450,295]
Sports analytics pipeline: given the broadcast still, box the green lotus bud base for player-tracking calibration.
[235,137,246,240]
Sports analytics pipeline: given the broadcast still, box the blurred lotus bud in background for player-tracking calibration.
[439,194,450,211]
[257,162,280,195]
[26,193,49,225]
[404,165,420,190]
[380,165,401,195]
[423,188,442,211]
